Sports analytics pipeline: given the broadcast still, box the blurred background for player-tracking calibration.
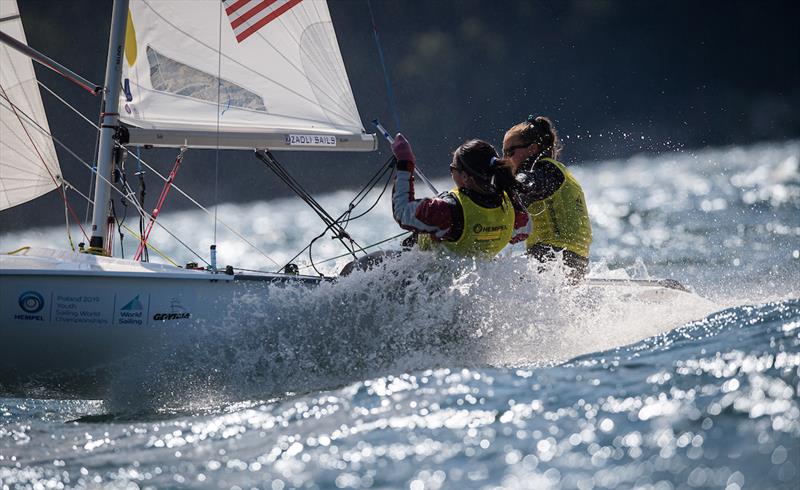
[2,0,798,230]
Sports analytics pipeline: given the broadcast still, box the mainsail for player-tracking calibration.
[121,0,376,151]
[0,0,61,210]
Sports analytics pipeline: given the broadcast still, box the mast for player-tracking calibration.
[88,0,129,254]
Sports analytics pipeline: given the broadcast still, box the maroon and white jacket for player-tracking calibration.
[391,160,531,244]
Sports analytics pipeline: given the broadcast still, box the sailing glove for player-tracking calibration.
[391,133,415,164]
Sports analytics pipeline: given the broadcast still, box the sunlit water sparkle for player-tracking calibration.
[1,140,799,489]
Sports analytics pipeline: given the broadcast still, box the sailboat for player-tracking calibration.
[0,0,378,398]
[1,1,713,400]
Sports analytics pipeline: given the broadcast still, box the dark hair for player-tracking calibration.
[452,139,516,195]
[505,115,562,160]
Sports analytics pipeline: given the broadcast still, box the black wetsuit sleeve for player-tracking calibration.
[515,159,566,207]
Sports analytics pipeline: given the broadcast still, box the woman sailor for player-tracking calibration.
[503,115,593,277]
[391,134,530,257]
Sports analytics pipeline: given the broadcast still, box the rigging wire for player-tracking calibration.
[299,231,410,271]
[118,223,180,267]
[0,95,210,267]
[113,148,140,259]
[109,199,124,258]
[60,176,182,267]
[62,184,76,252]
[367,0,401,130]
[33,78,281,268]
[306,162,394,275]
[134,146,149,262]
[279,156,395,273]
[255,150,368,263]
[133,148,186,261]
[0,85,89,242]
[124,149,280,267]
[64,185,181,267]
[213,1,224,268]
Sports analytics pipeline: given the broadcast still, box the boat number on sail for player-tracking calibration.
[285,134,337,147]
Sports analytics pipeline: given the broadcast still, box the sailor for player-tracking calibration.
[503,115,593,278]
[391,134,530,257]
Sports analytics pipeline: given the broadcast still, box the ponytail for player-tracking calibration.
[507,115,562,160]
[452,140,511,194]
[488,156,517,195]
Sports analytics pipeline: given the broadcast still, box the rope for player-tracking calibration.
[299,231,410,271]
[213,1,224,267]
[61,179,93,204]
[63,184,76,251]
[134,148,186,261]
[0,95,210,267]
[120,223,180,267]
[5,246,30,255]
[37,81,99,128]
[35,78,280,268]
[255,150,368,264]
[37,80,102,226]
[112,152,136,259]
[0,85,89,242]
[280,156,395,273]
[62,174,180,267]
[125,149,280,267]
[134,147,148,262]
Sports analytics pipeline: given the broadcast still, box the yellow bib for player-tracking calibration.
[525,158,592,258]
[420,189,515,257]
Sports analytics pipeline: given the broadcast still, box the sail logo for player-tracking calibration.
[15,291,45,321]
[285,134,337,147]
[119,294,144,326]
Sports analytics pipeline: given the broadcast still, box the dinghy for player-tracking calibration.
[0,0,710,399]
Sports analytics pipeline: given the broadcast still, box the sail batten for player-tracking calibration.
[0,0,61,211]
[121,0,374,151]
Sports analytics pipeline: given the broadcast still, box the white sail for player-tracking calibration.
[0,0,61,210]
[120,0,375,151]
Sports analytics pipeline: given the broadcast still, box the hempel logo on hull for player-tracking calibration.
[15,291,45,321]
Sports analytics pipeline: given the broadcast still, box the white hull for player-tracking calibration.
[1,248,713,400]
[0,248,323,399]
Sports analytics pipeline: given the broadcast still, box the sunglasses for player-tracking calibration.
[502,143,531,157]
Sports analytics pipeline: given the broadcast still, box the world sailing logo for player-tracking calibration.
[121,295,143,311]
[15,291,45,321]
[119,294,144,326]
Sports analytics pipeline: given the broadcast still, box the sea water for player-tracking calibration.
[1,140,798,489]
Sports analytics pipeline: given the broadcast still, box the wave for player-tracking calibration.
[100,252,720,412]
